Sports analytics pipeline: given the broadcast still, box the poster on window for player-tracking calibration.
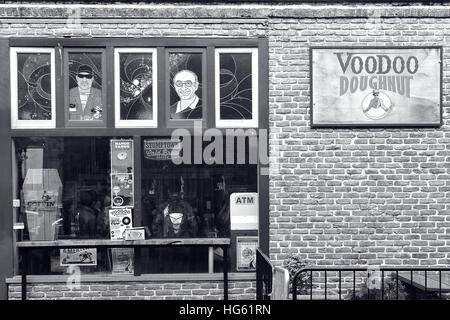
[311,47,441,127]
[109,208,133,240]
[111,248,134,274]
[60,248,97,266]
[143,138,181,161]
[110,139,133,174]
[111,173,134,208]
[236,236,258,271]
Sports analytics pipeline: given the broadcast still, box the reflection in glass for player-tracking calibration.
[141,137,257,273]
[14,137,117,275]
[17,53,52,120]
[68,52,103,121]
[168,53,203,120]
[118,53,154,120]
[219,53,253,120]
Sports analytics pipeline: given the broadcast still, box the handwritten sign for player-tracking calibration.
[143,139,181,161]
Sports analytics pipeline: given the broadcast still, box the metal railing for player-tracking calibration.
[292,267,450,300]
[256,248,273,300]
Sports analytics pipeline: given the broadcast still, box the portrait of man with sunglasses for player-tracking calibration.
[69,65,103,121]
[170,69,202,120]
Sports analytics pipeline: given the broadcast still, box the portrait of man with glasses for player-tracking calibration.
[69,64,103,121]
[169,69,202,120]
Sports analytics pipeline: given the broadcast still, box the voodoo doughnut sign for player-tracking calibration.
[311,47,441,127]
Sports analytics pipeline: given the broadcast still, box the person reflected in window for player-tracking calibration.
[151,180,198,238]
[169,70,202,120]
[77,191,97,238]
[69,65,103,121]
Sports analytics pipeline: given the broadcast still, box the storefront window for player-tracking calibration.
[14,137,115,241]
[140,137,257,273]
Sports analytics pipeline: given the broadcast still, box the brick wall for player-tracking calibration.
[7,280,256,300]
[2,2,450,299]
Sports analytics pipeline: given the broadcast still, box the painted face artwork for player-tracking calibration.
[173,70,199,101]
[76,75,94,91]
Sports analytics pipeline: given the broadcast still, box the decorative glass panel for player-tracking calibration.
[168,52,203,120]
[17,53,52,120]
[216,49,258,128]
[67,52,104,122]
[11,48,55,128]
[117,52,155,124]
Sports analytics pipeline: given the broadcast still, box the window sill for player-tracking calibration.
[6,272,255,284]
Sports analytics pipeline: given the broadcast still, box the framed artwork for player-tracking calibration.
[10,47,56,129]
[114,48,158,128]
[64,49,107,127]
[311,47,442,127]
[236,236,258,271]
[215,48,259,128]
[166,49,206,127]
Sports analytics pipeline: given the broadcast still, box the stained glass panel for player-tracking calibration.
[118,53,154,121]
[168,52,203,120]
[219,53,253,120]
[67,52,104,122]
[17,53,52,120]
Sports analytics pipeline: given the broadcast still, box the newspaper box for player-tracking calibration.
[23,168,62,241]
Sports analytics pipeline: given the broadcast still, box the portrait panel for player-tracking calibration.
[65,50,106,127]
[167,50,206,126]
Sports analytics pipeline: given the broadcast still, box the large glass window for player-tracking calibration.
[14,137,116,241]
[140,137,257,273]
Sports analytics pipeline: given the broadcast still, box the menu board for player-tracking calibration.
[109,208,133,240]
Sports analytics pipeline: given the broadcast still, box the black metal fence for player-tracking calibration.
[256,248,273,300]
[292,267,450,300]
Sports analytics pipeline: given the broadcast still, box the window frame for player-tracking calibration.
[114,48,158,128]
[10,47,56,129]
[3,37,269,278]
[215,48,259,128]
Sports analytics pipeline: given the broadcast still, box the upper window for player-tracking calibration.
[166,49,206,126]
[65,49,107,127]
[10,41,260,130]
[215,48,259,128]
[10,47,56,129]
[114,48,158,128]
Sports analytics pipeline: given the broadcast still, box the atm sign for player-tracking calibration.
[235,196,255,205]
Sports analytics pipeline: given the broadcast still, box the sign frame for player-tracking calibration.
[236,236,258,272]
[310,46,443,128]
